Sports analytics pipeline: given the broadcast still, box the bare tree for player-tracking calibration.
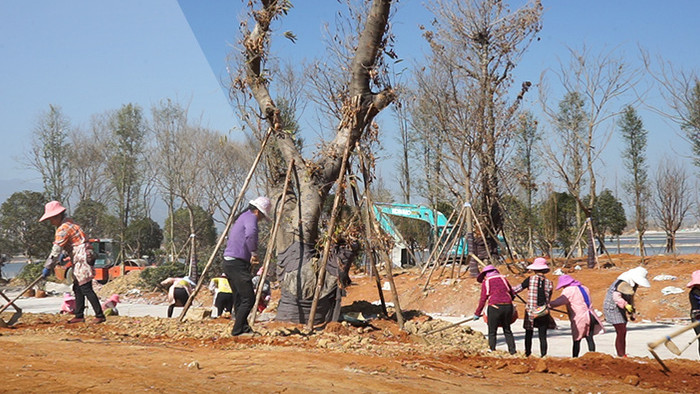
[68,115,114,205]
[27,105,72,204]
[231,0,396,323]
[540,46,641,266]
[421,0,543,252]
[642,52,700,168]
[652,158,692,253]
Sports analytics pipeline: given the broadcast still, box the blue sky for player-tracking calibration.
[1,1,699,223]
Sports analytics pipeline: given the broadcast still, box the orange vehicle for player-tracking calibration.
[54,239,151,284]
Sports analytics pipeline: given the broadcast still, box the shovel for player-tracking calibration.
[0,275,44,318]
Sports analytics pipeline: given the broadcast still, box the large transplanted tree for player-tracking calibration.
[232,0,396,323]
[28,105,71,204]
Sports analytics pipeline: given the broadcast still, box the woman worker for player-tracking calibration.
[687,270,700,357]
[473,264,517,354]
[513,257,554,357]
[161,276,195,318]
[603,266,650,357]
[40,201,106,324]
[550,274,604,357]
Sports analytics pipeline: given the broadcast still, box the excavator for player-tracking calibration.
[372,203,467,267]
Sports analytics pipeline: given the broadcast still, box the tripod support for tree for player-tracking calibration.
[178,127,273,322]
[249,159,295,327]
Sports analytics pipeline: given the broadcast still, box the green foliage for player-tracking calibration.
[537,191,577,253]
[73,199,119,238]
[107,103,147,233]
[138,262,187,289]
[391,216,432,250]
[591,189,627,239]
[0,191,54,258]
[164,206,217,251]
[618,105,648,234]
[125,217,163,258]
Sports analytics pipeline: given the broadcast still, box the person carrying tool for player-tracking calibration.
[161,276,195,318]
[40,201,106,324]
[603,266,650,357]
[550,274,604,357]
[102,294,120,316]
[209,273,233,318]
[513,257,554,357]
[223,196,271,336]
[687,270,700,357]
[473,264,517,354]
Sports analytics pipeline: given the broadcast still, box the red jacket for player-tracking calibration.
[474,274,514,316]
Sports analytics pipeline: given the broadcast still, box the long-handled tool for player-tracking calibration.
[0,275,43,327]
[0,290,22,327]
[647,321,700,371]
[424,315,480,336]
[660,321,700,355]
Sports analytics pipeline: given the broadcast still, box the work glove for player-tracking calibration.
[625,304,634,313]
[473,314,481,321]
[41,267,51,278]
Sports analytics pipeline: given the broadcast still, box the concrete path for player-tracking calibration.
[4,290,699,361]
[431,314,700,361]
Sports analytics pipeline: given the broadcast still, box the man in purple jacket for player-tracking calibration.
[223,196,271,336]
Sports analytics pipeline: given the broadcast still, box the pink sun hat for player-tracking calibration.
[687,270,700,288]
[108,294,120,304]
[526,257,550,272]
[39,201,66,222]
[476,265,499,283]
[556,274,581,290]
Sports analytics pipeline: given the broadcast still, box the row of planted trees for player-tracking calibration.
[7,100,253,277]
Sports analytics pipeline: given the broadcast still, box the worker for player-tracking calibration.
[223,196,271,336]
[209,273,234,318]
[603,266,650,357]
[59,292,76,314]
[550,274,604,357]
[513,257,554,357]
[102,294,120,316]
[40,201,106,324]
[687,270,700,357]
[473,264,517,354]
[251,266,271,313]
[161,276,195,318]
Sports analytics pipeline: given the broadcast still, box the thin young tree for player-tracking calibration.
[652,158,692,254]
[618,105,649,261]
[68,116,113,205]
[512,111,541,257]
[540,46,641,266]
[106,103,148,261]
[27,105,72,204]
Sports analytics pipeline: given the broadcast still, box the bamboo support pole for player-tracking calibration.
[306,137,353,330]
[249,159,295,327]
[561,219,589,268]
[436,207,467,280]
[178,128,273,322]
[419,208,458,277]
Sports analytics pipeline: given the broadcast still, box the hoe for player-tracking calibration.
[647,321,700,372]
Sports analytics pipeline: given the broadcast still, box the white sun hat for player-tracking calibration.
[617,266,651,288]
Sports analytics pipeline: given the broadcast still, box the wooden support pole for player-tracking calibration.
[249,159,295,327]
[178,128,273,322]
[306,137,353,330]
[419,208,458,277]
[562,219,589,268]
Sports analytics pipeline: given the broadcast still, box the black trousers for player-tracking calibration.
[167,287,189,318]
[525,315,550,356]
[572,313,598,357]
[73,281,104,319]
[223,258,255,335]
[214,292,234,316]
[487,304,516,354]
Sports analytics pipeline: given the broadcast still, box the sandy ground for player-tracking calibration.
[2,253,700,393]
